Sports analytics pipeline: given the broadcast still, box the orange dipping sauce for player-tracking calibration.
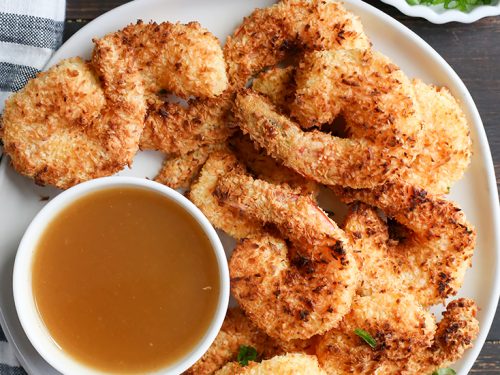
[32,187,220,373]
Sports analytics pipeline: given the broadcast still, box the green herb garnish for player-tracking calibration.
[237,345,258,367]
[354,328,377,348]
[406,0,492,12]
[432,368,457,375]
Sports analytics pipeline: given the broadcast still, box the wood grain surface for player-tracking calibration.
[64,0,500,372]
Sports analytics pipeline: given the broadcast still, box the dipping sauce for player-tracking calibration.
[32,187,220,373]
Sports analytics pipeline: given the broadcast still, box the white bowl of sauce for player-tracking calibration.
[13,176,229,374]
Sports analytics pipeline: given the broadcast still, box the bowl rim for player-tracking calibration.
[380,0,500,23]
[12,176,230,375]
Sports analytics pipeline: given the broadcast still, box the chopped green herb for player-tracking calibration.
[354,328,377,348]
[237,345,258,367]
[432,368,457,375]
[406,0,492,12]
[446,186,451,194]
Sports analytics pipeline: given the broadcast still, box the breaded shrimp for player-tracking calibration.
[406,298,479,374]
[291,50,422,151]
[154,143,226,190]
[317,295,478,375]
[335,181,476,306]
[405,79,472,194]
[1,56,145,189]
[186,308,282,375]
[235,90,405,189]
[215,353,326,375]
[215,170,342,247]
[252,66,296,111]
[188,150,262,239]
[224,0,370,88]
[95,20,227,99]
[139,95,235,156]
[230,135,318,197]
[230,234,358,341]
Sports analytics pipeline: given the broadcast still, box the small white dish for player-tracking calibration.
[381,0,500,23]
[12,176,230,375]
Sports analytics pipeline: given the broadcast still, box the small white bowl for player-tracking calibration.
[12,176,230,375]
[380,0,500,23]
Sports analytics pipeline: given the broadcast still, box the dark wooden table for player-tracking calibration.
[64,0,500,372]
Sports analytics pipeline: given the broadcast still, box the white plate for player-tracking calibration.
[0,0,498,374]
[380,0,500,23]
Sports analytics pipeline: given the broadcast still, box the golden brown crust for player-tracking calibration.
[407,298,479,374]
[224,0,370,88]
[1,56,145,189]
[292,50,422,151]
[188,150,263,240]
[230,235,358,341]
[335,180,476,305]
[96,20,227,99]
[317,293,437,374]
[405,79,472,194]
[186,308,282,375]
[215,353,327,375]
[215,170,343,247]
[252,66,296,112]
[154,143,226,190]
[139,94,235,156]
[230,135,319,197]
[235,90,405,189]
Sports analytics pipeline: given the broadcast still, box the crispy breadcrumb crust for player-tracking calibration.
[154,143,225,190]
[317,293,437,374]
[1,56,145,189]
[317,295,478,375]
[188,150,263,239]
[407,298,479,374]
[215,353,326,375]
[230,234,358,341]
[224,0,370,88]
[96,20,227,98]
[292,49,422,151]
[215,170,343,247]
[405,79,472,194]
[252,66,296,112]
[335,181,476,305]
[230,135,319,197]
[235,90,405,189]
[186,308,282,375]
[140,95,235,155]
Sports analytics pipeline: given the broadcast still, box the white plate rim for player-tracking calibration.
[0,0,498,374]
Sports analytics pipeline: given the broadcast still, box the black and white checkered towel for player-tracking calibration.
[0,0,66,111]
[0,1,66,373]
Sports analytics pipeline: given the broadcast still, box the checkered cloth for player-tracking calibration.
[0,0,65,111]
[0,1,66,372]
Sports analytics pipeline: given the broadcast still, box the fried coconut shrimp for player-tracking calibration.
[317,294,478,375]
[235,90,404,189]
[186,307,282,375]
[224,0,370,88]
[291,49,422,148]
[139,94,235,156]
[335,181,476,306]
[154,143,225,190]
[216,353,326,375]
[1,57,145,189]
[405,79,472,194]
[230,135,319,197]
[215,170,342,247]
[252,66,296,111]
[188,150,263,239]
[230,234,358,342]
[95,20,227,99]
